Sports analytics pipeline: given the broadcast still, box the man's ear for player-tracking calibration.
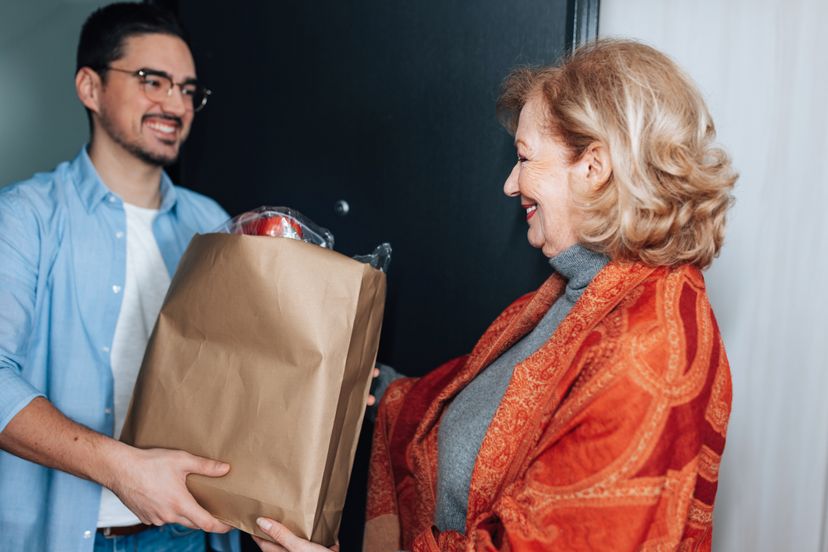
[75,67,102,114]
[580,142,613,188]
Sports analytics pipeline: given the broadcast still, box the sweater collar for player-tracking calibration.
[548,244,610,302]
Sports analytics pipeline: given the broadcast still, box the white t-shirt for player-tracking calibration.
[97,203,171,528]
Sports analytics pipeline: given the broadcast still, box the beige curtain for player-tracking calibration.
[600,1,828,550]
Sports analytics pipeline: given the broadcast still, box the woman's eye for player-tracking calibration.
[517,155,528,163]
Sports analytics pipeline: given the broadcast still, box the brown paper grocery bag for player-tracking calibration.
[120,233,386,546]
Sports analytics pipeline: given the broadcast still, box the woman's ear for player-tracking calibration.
[75,67,102,114]
[582,142,612,187]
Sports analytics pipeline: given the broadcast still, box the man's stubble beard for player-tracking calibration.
[97,110,184,167]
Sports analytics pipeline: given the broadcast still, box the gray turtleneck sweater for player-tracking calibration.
[434,244,609,533]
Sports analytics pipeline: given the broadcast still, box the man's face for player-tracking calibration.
[94,33,197,166]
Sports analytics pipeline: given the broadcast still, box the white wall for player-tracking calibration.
[600,1,828,550]
[0,0,109,187]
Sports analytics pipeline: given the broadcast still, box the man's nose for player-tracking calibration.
[160,86,188,116]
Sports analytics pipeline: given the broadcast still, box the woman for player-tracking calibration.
[256,38,736,552]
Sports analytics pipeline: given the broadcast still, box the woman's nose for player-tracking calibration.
[503,164,520,197]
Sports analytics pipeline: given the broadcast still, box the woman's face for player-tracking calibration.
[503,95,583,258]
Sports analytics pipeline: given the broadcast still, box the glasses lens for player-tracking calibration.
[137,70,209,112]
[176,83,208,111]
[192,87,210,112]
[139,73,173,103]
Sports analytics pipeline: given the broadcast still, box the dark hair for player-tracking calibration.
[76,2,187,76]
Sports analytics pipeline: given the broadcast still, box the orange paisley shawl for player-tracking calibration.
[364,261,731,551]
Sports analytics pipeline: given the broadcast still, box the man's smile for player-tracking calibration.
[143,115,183,144]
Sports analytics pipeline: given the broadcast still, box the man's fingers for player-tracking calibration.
[174,515,198,530]
[211,521,233,534]
[372,368,380,378]
[181,500,232,533]
[184,454,230,478]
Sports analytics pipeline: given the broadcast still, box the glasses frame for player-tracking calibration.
[103,66,211,112]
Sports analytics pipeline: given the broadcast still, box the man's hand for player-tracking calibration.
[0,397,231,533]
[106,446,233,532]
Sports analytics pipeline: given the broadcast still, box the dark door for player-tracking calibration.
[167,1,597,548]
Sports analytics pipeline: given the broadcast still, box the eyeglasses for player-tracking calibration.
[104,66,211,112]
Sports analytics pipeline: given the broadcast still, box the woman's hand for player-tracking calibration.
[367,367,380,406]
[253,518,339,552]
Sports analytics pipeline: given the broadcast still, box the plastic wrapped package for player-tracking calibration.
[353,242,393,273]
[215,206,335,249]
[216,206,392,272]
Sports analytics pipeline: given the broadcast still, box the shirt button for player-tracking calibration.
[108,195,117,203]
[83,530,92,539]
[104,407,113,415]
[115,231,125,239]
[101,346,110,353]
[112,285,122,294]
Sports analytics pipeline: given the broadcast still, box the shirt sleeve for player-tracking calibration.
[203,197,230,231]
[0,188,46,432]
[178,187,231,233]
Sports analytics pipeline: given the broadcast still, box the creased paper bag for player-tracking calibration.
[121,233,386,546]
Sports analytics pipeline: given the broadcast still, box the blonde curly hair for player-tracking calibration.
[497,39,737,269]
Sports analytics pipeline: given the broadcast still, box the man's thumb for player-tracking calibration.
[193,457,230,477]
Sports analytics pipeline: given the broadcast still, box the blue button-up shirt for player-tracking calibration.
[0,148,239,551]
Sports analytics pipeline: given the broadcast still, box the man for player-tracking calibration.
[0,3,239,551]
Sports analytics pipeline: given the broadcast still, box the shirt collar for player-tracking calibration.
[157,171,178,214]
[70,146,178,214]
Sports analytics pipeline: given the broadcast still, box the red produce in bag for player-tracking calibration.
[216,206,335,248]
